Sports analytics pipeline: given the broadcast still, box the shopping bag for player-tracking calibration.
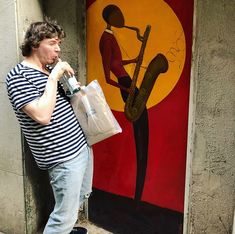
[70,80,122,145]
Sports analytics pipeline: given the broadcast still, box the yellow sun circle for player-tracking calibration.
[87,0,185,112]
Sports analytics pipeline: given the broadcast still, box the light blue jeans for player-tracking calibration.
[43,145,93,234]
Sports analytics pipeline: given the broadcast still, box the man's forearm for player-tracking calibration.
[22,76,58,125]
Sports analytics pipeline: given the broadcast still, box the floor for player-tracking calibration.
[0,189,183,234]
[78,216,113,234]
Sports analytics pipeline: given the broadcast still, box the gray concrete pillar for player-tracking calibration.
[0,0,48,233]
[184,0,235,233]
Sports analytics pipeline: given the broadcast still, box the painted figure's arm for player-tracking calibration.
[101,42,130,93]
[122,56,138,65]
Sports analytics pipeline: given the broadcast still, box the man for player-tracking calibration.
[6,18,92,234]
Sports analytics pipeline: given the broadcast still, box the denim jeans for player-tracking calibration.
[43,145,93,234]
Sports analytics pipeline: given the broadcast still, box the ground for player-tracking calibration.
[78,217,112,234]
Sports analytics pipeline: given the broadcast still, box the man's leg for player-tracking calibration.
[43,146,91,234]
[79,146,93,208]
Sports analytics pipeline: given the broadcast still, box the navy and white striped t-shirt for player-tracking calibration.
[6,63,87,170]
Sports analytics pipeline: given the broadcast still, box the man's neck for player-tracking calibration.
[23,56,49,74]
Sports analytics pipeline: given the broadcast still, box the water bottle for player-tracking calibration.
[63,73,81,95]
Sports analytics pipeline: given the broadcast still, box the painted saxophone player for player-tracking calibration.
[99,4,168,203]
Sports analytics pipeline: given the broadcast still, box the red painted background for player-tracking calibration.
[87,0,194,212]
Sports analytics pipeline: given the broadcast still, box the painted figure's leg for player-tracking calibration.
[118,77,149,202]
[133,107,149,202]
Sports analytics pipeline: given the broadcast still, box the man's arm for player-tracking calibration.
[22,61,74,125]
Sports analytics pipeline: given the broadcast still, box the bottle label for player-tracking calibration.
[68,76,78,90]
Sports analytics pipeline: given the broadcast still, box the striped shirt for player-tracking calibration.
[6,63,87,170]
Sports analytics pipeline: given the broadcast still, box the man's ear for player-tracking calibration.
[32,46,38,52]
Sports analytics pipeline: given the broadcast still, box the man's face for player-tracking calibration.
[33,37,61,65]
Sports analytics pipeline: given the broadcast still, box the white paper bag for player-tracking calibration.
[70,80,122,145]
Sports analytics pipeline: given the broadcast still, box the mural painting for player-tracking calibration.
[86,0,194,233]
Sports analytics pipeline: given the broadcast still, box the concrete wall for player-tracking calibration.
[0,0,86,233]
[184,0,235,233]
[43,0,87,84]
[0,0,44,233]
[0,0,25,231]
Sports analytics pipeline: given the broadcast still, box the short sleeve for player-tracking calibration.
[6,73,41,110]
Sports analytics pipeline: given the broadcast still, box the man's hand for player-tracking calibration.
[50,59,74,81]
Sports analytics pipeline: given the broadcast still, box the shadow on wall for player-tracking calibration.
[23,137,54,233]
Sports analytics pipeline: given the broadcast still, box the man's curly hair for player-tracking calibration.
[20,17,66,56]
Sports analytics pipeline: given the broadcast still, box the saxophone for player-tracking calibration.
[124,25,169,122]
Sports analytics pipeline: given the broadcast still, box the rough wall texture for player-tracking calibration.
[0,1,25,233]
[0,1,86,233]
[186,0,235,233]
[43,0,87,84]
[16,1,45,233]
[0,0,44,233]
